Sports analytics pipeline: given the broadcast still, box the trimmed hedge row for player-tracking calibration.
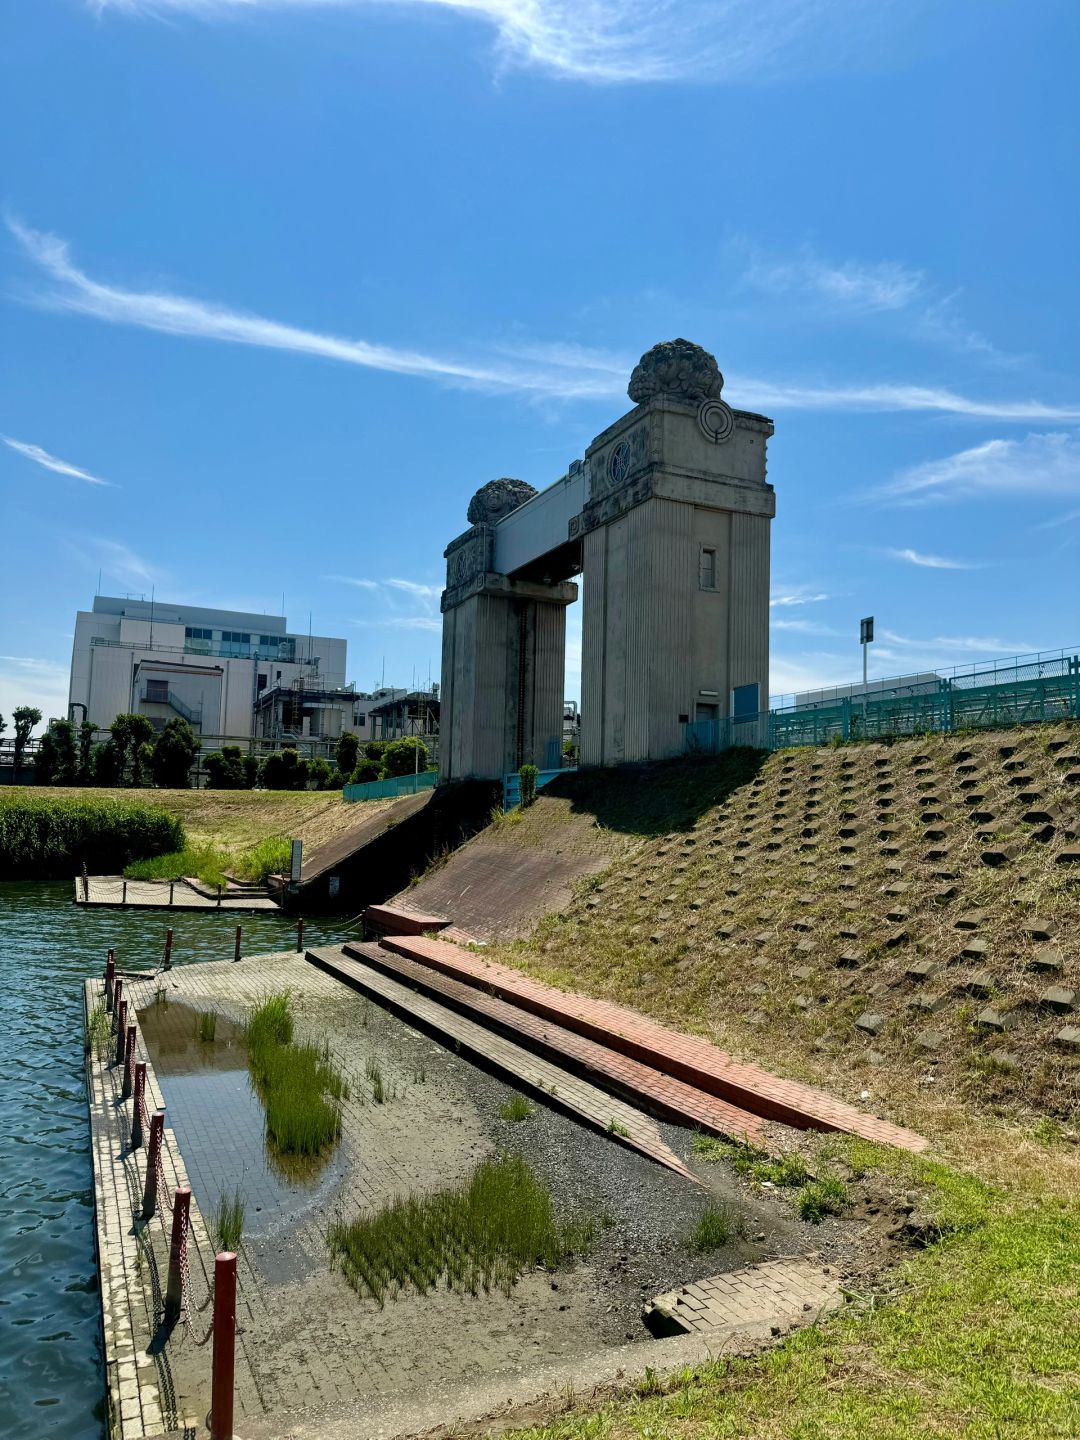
[0,793,185,879]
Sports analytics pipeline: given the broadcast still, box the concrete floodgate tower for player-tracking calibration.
[440,340,775,780]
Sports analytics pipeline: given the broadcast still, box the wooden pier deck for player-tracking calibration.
[74,875,281,912]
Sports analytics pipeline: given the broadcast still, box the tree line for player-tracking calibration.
[13,709,431,791]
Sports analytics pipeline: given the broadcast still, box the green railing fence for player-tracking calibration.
[342,770,438,802]
[687,648,1080,755]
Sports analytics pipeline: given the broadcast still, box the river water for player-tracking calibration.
[0,882,345,1440]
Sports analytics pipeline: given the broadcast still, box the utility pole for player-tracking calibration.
[860,616,874,731]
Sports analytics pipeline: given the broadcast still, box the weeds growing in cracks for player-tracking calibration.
[246,991,347,1157]
[86,1004,112,1060]
[327,1153,593,1307]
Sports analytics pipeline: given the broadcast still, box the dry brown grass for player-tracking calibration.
[20,786,396,868]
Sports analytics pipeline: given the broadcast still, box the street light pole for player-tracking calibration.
[860,616,874,731]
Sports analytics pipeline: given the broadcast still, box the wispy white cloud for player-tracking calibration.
[887,547,978,570]
[770,586,831,608]
[87,0,919,86]
[880,629,1037,655]
[329,573,442,632]
[2,435,114,487]
[771,617,843,636]
[881,432,1080,502]
[739,241,1010,363]
[351,615,442,633]
[68,536,161,590]
[12,218,1080,422]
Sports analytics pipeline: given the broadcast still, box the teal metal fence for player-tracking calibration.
[687,649,1080,756]
[502,768,575,811]
[343,770,438,803]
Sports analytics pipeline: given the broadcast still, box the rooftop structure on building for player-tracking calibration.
[68,595,348,748]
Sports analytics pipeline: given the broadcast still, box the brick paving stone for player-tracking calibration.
[645,1258,841,1340]
[375,935,927,1152]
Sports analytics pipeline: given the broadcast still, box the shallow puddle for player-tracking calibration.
[137,999,347,1240]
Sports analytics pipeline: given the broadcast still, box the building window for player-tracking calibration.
[257,674,268,692]
[355,713,366,726]
[699,547,718,591]
[146,679,169,703]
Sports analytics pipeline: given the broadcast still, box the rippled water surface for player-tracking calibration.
[0,882,344,1440]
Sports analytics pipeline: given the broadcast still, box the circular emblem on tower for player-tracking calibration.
[608,441,633,486]
[697,397,735,444]
[466,477,538,526]
[627,338,724,407]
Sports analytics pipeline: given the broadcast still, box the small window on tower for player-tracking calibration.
[699,546,718,591]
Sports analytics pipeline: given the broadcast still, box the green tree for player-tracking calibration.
[307,757,332,790]
[261,747,309,790]
[35,720,78,785]
[91,740,123,785]
[204,746,249,789]
[150,718,199,788]
[110,713,155,786]
[336,730,360,777]
[363,739,387,763]
[380,736,429,778]
[12,706,42,780]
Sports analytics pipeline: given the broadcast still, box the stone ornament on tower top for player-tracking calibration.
[466,477,539,526]
[628,338,735,445]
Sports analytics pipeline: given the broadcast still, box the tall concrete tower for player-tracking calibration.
[439,340,775,780]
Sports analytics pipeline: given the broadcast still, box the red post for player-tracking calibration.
[163,928,174,970]
[233,925,242,963]
[121,1024,136,1099]
[296,917,304,953]
[114,1000,128,1065]
[111,978,124,1030]
[210,1252,237,1440]
[164,1186,191,1324]
[141,1109,165,1219]
[131,1062,146,1148]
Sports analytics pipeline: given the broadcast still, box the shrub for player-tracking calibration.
[261,748,309,790]
[518,763,539,807]
[350,758,381,785]
[234,836,292,883]
[0,793,184,879]
[336,731,360,777]
[307,757,332,790]
[150,718,200,788]
[363,740,388,763]
[35,720,78,785]
[381,737,429,778]
[203,746,250,789]
[91,740,123,786]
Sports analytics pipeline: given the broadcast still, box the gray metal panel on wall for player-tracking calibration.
[644,498,694,760]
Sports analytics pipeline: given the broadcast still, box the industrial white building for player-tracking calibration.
[68,596,349,749]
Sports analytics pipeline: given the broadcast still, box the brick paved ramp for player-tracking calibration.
[378,935,927,1152]
[306,944,700,1178]
[645,1257,843,1341]
[340,941,765,1146]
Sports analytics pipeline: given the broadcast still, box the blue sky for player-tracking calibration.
[2,0,1078,725]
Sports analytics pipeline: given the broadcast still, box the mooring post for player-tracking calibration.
[169,880,174,906]
[82,862,89,903]
[164,1186,191,1324]
[122,880,127,906]
[233,925,242,963]
[296,917,304,953]
[131,1062,146,1148]
[141,1109,165,1219]
[210,1252,238,1440]
[114,1001,128,1065]
[105,952,116,1011]
[121,1024,136,1099]
[163,928,174,971]
[111,978,123,1029]
[217,884,223,908]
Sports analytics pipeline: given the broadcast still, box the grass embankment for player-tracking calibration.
[245,991,347,1157]
[125,835,292,889]
[513,1134,1080,1440]
[0,791,183,879]
[459,733,1080,1439]
[327,1152,594,1307]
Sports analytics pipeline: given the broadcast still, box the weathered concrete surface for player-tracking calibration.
[645,1257,842,1341]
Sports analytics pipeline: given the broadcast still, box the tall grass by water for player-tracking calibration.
[213,1187,245,1253]
[327,1152,594,1307]
[245,991,347,1157]
[0,792,183,879]
[123,834,292,890]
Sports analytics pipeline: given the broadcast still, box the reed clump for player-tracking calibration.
[245,991,347,1157]
[0,793,183,879]
[327,1152,593,1307]
[214,1187,245,1252]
